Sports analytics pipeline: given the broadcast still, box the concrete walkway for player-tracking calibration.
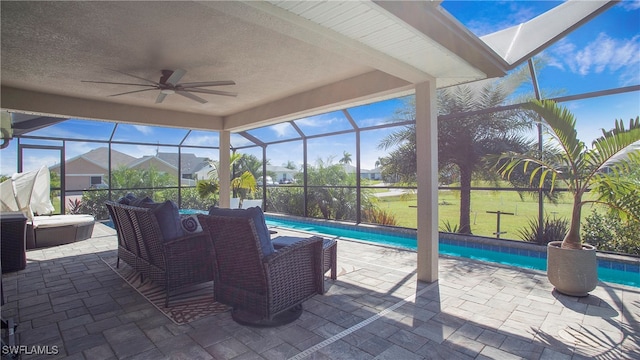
[1,223,638,359]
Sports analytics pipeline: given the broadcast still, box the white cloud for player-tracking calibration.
[133,125,153,135]
[549,33,640,86]
[231,135,254,148]
[22,154,60,173]
[295,115,339,128]
[271,123,294,138]
[620,0,640,11]
[0,146,18,176]
[466,2,542,37]
[64,142,98,160]
[355,116,389,128]
[544,39,576,71]
[185,134,218,147]
[574,33,640,82]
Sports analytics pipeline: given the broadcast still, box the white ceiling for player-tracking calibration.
[0,1,610,134]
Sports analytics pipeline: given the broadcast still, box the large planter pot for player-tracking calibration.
[547,241,598,297]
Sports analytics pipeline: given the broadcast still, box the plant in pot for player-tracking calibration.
[498,99,640,296]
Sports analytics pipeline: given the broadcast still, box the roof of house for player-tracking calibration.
[83,147,137,168]
[51,147,136,171]
[267,165,299,174]
[127,155,177,171]
[156,152,208,174]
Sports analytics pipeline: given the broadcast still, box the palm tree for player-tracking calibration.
[339,151,352,165]
[196,180,219,202]
[284,160,297,170]
[379,79,532,234]
[499,100,640,249]
[197,153,257,201]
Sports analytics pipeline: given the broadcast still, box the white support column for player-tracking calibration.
[218,130,231,208]
[415,80,439,282]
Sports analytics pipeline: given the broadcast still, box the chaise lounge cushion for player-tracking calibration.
[208,206,274,256]
[140,200,183,241]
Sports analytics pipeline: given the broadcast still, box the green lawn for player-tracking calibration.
[374,189,602,240]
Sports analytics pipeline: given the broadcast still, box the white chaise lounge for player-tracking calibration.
[0,165,95,249]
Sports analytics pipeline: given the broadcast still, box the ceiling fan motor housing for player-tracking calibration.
[159,70,174,85]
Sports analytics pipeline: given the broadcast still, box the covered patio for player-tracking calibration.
[2,1,638,358]
[2,223,637,359]
[0,0,619,283]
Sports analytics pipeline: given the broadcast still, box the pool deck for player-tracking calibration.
[1,222,638,359]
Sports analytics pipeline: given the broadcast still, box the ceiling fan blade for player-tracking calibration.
[176,90,208,104]
[108,88,157,97]
[81,80,156,87]
[106,68,159,85]
[178,80,236,88]
[165,69,187,86]
[156,93,167,104]
[186,88,238,97]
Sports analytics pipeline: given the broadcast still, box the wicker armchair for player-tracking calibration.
[199,214,324,326]
[105,201,140,272]
[106,201,215,306]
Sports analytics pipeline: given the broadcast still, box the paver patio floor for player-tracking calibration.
[1,222,638,359]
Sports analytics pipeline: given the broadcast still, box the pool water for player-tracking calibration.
[265,216,639,288]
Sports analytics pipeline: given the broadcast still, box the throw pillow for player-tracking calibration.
[180,214,203,234]
[141,200,183,241]
[208,206,274,256]
[117,193,138,205]
[130,196,153,207]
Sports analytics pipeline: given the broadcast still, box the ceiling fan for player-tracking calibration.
[82,68,237,104]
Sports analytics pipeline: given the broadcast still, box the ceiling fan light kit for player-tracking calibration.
[82,69,237,104]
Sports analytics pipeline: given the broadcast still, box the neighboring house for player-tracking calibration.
[267,165,299,183]
[50,147,136,193]
[156,152,210,181]
[128,155,177,175]
[340,164,382,181]
[126,152,212,185]
[192,164,215,182]
[361,167,382,181]
[54,147,382,192]
[53,147,212,192]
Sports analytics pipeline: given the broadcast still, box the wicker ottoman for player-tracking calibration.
[272,236,337,280]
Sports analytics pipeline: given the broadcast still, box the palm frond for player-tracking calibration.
[523,100,585,165]
[590,118,640,171]
[503,100,640,247]
[231,170,257,194]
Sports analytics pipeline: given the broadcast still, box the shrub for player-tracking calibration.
[67,198,84,215]
[362,208,398,226]
[267,187,305,216]
[80,189,110,220]
[439,220,459,233]
[582,210,640,255]
[517,216,569,245]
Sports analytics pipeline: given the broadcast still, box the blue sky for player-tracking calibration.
[443,0,640,142]
[2,1,639,175]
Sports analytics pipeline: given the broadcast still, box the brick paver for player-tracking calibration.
[1,223,637,359]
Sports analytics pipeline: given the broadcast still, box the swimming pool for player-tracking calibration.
[108,210,639,287]
[264,214,640,288]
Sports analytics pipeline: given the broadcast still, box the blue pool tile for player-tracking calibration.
[598,260,612,269]
[612,262,625,271]
[626,264,639,273]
